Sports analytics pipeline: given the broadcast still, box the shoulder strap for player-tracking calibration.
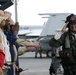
[65,33,70,48]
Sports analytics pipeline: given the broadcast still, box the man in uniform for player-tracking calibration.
[49,14,76,75]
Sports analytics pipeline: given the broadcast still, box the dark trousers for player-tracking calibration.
[35,50,42,58]
[63,64,76,75]
[49,64,55,75]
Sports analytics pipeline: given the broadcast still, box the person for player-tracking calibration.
[35,42,42,58]
[0,16,5,75]
[49,14,76,75]
[4,11,39,49]
[4,18,36,75]
[34,38,42,58]
[0,10,20,75]
[4,11,40,75]
[0,16,11,75]
[1,11,19,75]
[0,10,5,17]
[35,49,42,58]
[4,11,14,25]
[49,47,63,75]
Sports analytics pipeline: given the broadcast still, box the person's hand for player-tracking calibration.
[15,66,19,72]
[14,22,19,30]
[0,68,3,75]
[34,41,40,50]
[26,46,39,51]
[13,31,19,35]
[26,47,33,52]
[12,22,19,35]
[15,67,24,73]
[61,22,69,32]
[6,66,10,69]
[15,22,19,25]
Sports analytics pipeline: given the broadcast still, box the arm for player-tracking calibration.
[15,36,39,49]
[16,38,36,46]
[18,46,34,56]
[17,47,27,56]
[0,34,5,68]
[49,22,68,48]
[12,22,19,35]
[0,50,5,68]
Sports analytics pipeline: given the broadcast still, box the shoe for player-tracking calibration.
[35,56,37,58]
[40,56,42,58]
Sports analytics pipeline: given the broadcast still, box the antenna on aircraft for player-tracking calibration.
[41,17,50,18]
[39,13,52,15]
[39,13,50,18]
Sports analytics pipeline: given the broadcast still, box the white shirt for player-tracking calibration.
[0,28,11,64]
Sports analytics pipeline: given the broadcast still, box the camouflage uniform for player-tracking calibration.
[49,31,76,75]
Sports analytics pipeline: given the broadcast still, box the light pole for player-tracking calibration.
[11,0,19,22]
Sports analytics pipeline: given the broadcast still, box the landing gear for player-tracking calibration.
[47,50,52,58]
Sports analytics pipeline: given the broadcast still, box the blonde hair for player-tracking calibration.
[4,11,12,16]
[4,11,14,25]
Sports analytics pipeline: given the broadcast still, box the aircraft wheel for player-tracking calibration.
[47,50,52,58]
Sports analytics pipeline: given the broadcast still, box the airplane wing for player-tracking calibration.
[18,30,32,36]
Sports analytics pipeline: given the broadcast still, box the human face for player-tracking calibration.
[4,12,14,25]
[69,24,76,31]
[4,12,10,19]
[1,20,6,26]
[0,10,5,16]
[5,20,10,31]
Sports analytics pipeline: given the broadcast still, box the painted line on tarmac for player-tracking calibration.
[28,70,49,72]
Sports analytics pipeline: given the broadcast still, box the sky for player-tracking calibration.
[5,0,76,26]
